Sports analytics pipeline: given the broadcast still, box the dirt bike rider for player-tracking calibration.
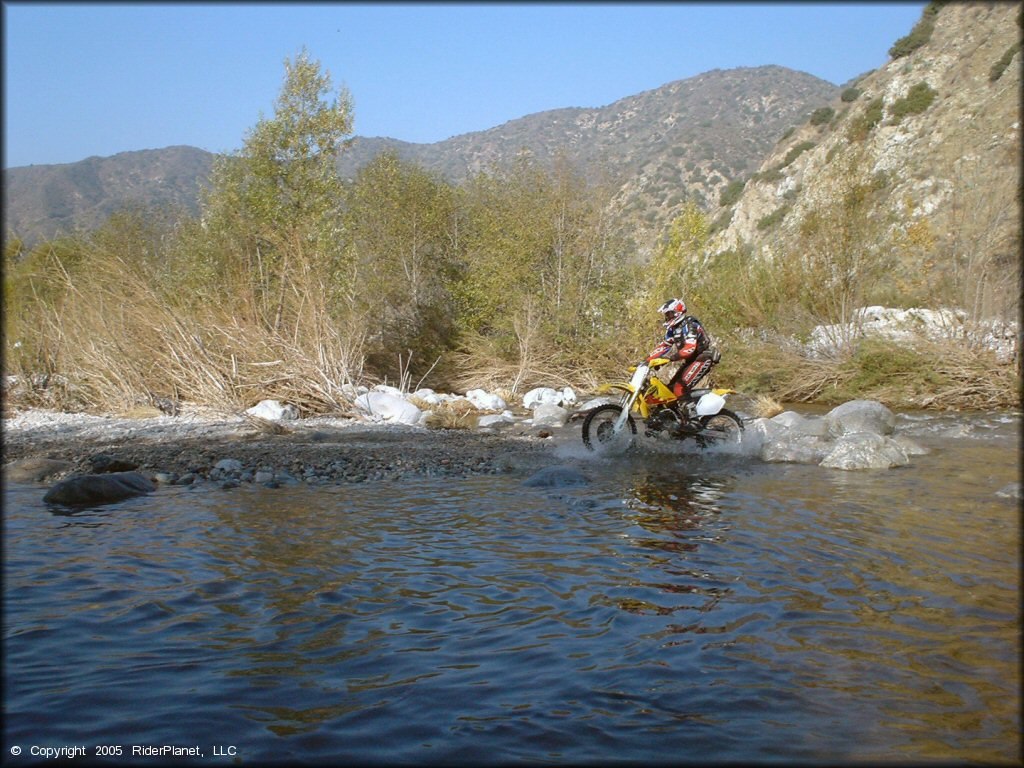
[648,298,718,402]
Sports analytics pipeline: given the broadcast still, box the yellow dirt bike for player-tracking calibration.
[582,344,743,451]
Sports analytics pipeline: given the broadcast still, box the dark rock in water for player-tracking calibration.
[43,471,156,506]
[87,454,139,473]
[5,457,74,483]
[523,465,588,488]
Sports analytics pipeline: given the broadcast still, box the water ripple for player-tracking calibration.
[3,414,1020,763]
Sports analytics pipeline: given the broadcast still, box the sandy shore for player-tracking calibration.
[2,407,561,487]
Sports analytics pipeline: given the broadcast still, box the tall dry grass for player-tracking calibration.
[6,231,368,415]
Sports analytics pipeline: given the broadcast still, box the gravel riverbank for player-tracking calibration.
[2,407,559,488]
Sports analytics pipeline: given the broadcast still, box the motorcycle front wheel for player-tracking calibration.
[582,404,637,452]
[698,408,744,445]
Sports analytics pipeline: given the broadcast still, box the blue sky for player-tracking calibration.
[2,2,927,168]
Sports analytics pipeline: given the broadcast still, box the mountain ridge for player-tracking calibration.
[4,65,839,247]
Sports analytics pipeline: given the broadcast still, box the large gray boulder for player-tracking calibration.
[761,434,832,465]
[770,410,829,437]
[746,417,789,447]
[43,471,156,506]
[819,433,909,470]
[825,399,896,438]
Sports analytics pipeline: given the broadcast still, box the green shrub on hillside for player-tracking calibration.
[841,87,862,103]
[757,204,791,230]
[809,107,835,126]
[889,82,937,122]
[990,41,1021,82]
[719,179,746,207]
[780,141,815,168]
[847,97,884,141]
[753,167,784,184]
[709,208,734,233]
[889,1,942,59]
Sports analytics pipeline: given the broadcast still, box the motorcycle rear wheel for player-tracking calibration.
[698,408,744,445]
[582,404,637,451]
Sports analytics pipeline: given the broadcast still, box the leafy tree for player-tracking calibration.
[199,47,353,329]
[342,151,461,374]
[454,157,632,377]
[649,201,709,305]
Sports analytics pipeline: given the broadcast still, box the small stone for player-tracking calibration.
[87,454,139,473]
[214,458,244,473]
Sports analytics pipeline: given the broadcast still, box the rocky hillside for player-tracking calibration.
[339,66,839,240]
[712,3,1020,310]
[5,66,837,247]
[3,146,215,246]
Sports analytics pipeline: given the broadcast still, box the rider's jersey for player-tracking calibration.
[665,315,709,362]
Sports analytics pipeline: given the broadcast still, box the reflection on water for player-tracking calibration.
[3,412,1019,763]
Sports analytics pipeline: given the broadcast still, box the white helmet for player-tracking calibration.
[658,298,687,329]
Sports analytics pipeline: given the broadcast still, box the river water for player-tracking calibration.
[3,411,1020,764]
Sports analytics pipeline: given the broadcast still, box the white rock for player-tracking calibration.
[340,383,369,399]
[246,400,299,420]
[560,387,578,406]
[804,305,1017,360]
[523,387,563,409]
[354,392,423,426]
[478,411,518,428]
[465,389,507,411]
[372,384,406,398]
[214,458,243,473]
[532,402,569,428]
[412,388,442,405]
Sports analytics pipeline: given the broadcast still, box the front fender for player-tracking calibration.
[596,383,634,395]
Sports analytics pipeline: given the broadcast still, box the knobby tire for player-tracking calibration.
[698,408,744,445]
[582,403,637,451]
